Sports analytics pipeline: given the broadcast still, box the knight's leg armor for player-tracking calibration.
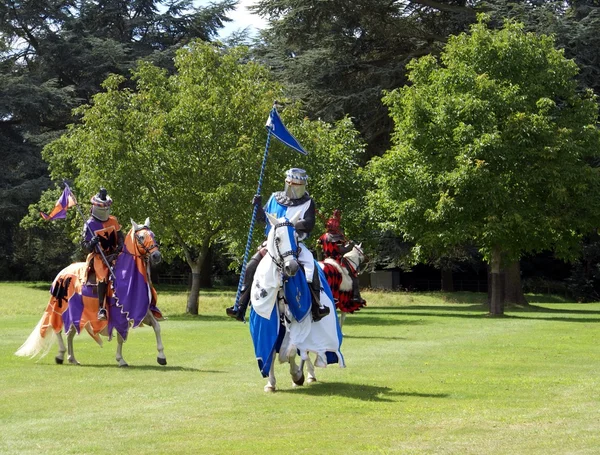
[226,251,262,321]
[97,281,108,321]
[351,274,366,304]
[309,268,330,322]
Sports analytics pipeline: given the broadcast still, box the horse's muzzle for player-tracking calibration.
[283,260,299,278]
[150,251,162,265]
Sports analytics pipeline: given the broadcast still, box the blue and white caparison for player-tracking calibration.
[249,211,344,392]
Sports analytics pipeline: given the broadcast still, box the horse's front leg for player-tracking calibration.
[145,310,167,365]
[289,350,305,387]
[55,330,66,364]
[115,333,128,367]
[66,326,80,365]
[306,355,317,383]
[265,356,277,392]
[340,312,347,335]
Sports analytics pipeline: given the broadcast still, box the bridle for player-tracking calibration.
[269,220,300,271]
[344,243,368,274]
[133,228,160,259]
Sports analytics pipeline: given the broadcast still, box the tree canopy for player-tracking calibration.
[367,16,600,312]
[252,0,478,158]
[0,0,236,279]
[39,41,366,312]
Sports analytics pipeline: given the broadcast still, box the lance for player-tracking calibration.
[232,117,273,320]
[232,103,308,321]
[64,181,116,281]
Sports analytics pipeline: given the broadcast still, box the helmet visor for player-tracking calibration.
[91,205,110,221]
[285,181,306,199]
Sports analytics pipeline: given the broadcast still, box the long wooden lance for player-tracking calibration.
[232,120,273,320]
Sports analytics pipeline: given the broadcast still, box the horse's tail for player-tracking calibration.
[15,315,56,359]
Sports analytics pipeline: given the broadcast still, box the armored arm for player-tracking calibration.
[116,229,124,254]
[81,223,99,253]
[339,241,354,255]
[294,199,316,239]
[252,194,266,223]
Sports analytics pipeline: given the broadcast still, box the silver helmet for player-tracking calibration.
[90,188,113,221]
[284,168,308,200]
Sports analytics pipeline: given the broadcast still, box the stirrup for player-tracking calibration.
[97,308,107,321]
[312,305,330,322]
[225,306,245,322]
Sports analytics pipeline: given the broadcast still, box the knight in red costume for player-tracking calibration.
[318,210,366,305]
[81,188,124,321]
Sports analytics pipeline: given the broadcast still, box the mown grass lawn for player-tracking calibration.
[1,282,599,454]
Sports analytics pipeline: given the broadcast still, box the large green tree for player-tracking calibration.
[252,0,478,159]
[482,1,600,97]
[0,0,236,279]
[367,16,600,315]
[40,41,366,313]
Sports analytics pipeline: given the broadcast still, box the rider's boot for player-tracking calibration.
[351,275,366,305]
[226,251,263,322]
[309,272,330,322]
[97,281,108,321]
[226,286,250,322]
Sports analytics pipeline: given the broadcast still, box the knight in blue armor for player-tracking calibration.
[226,168,331,323]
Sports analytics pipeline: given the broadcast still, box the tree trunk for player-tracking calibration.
[504,260,528,306]
[186,261,201,314]
[441,267,454,292]
[489,247,505,316]
[199,245,213,288]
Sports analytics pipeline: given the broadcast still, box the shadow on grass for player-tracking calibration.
[24,283,52,291]
[343,315,429,326]
[503,314,600,323]
[282,381,448,402]
[75,363,222,373]
[154,285,236,295]
[362,303,600,322]
[161,314,232,322]
[342,335,407,341]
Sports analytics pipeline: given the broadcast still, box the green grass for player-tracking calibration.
[2,282,600,454]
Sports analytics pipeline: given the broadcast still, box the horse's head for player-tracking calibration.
[265,212,301,278]
[129,218,162,265]
[345,242,366,272]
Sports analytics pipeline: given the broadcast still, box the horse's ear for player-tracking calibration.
[357,243,362,249]
[288,210,302,227]
[131,218,140,231]
[144,217,150,228]
[266,212,278,226]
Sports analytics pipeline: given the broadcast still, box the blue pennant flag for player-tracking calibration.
[265,108,308,155]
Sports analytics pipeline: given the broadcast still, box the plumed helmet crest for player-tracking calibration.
[326,209,342,234]
[90,187,112,221]
[90,187,113,208]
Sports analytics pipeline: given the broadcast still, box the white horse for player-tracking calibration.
[319,243,366,332]
[249,212,344,392]
[15,219,166,367]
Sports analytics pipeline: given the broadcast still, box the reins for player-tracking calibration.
[268,220,300,271]
[125,229,159,260]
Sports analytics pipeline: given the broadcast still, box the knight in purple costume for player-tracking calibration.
[81,188,124,321]
[226,168,330,322]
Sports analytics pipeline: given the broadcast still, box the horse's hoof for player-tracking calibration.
[157,357,167,366]
[68,358,80,365]
[264,385,276,393]
[55,357,64,365]
[293,373,305,386]
[118,363,129,368]
[307,377,317,383]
